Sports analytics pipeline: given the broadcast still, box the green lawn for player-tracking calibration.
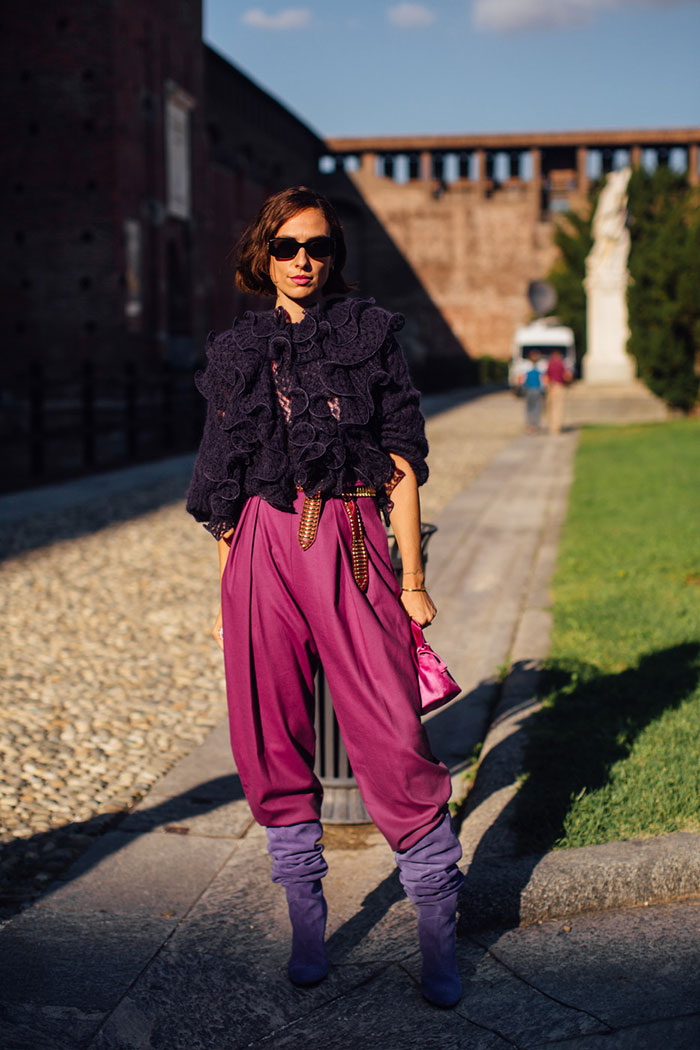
[513,420,700,852]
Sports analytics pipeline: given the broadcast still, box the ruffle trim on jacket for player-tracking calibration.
[186,297,427,534]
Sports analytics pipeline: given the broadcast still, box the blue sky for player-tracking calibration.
[203,0,700,139]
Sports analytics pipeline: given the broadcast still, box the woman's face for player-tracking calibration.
[268,208,333,315]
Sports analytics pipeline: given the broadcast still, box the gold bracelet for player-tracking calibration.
[401,586,426,592]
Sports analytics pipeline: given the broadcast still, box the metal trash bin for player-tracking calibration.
[314,523,437,824]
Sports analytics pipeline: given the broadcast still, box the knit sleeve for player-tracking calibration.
[185,333,243,537]
[376,334,429,485]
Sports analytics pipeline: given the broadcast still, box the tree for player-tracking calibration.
[627,167,700,412]
[546,193,598,370]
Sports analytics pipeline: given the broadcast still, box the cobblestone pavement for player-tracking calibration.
[0,390,523,915]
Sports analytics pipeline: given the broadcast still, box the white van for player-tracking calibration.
[509,318,576,392]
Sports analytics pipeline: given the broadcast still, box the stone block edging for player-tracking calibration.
[459,830,700,932]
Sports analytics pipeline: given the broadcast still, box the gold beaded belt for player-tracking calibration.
[298,487,376,591]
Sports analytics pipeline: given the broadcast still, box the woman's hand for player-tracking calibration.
[400,587,437,628]
[212,607,224,652]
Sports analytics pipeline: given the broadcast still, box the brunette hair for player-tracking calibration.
[234,186,352,297]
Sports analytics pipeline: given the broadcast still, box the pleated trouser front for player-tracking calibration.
[220,490,451,852]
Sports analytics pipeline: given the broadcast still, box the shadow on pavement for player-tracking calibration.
[426,676,499,775]
[420,382,509,419]
[0,469,194,563]
[326,868,405,961]
[0,772,245,920]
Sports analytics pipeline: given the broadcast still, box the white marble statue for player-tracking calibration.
[583,167,637,384]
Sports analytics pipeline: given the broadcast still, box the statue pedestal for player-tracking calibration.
[583,354,636,384]
[583,275,636,384]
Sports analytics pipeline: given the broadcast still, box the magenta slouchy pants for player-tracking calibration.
[220,490,451,852]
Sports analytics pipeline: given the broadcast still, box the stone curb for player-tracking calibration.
[460,831,700,931]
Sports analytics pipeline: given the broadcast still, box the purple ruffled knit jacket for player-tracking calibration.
[186,296,429,538]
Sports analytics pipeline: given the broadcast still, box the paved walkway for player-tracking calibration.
[3,383,699,1049]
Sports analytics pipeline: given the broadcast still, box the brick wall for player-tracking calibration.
[335,169,560,364]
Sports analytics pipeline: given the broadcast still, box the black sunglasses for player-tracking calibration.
[268,236,334,261]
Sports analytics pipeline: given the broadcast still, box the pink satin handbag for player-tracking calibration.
[410,620,461,714]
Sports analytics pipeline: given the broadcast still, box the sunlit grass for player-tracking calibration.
[513,420,700,851]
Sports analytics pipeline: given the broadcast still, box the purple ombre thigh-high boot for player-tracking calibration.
[266,821,329,986]
[395,812,465,1007]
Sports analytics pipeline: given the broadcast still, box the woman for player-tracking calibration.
[545,349,571,435]
[187,187,463,1007]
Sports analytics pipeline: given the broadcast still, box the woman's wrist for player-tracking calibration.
[402,569,425,587]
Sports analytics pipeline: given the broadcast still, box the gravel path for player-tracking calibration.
[0,389,522,915]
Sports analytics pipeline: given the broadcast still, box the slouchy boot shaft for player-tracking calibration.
[266,821,328,886]
[395,813,464,1007]
[394,812,464,905]
[266,822,329,986]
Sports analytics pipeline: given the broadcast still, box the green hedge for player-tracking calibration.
[477,356,509,384]
[627,168,700,412]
